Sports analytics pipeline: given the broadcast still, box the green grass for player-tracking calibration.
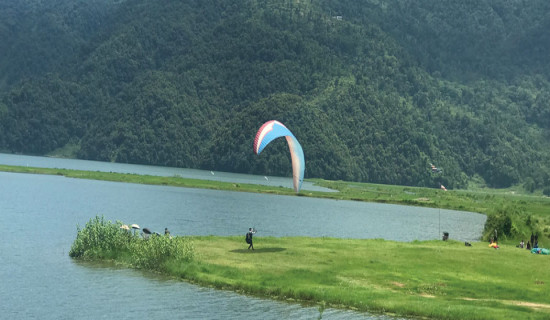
[181,236,550,319]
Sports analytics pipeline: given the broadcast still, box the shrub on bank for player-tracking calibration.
[69,216,194,270]
[69,215,132,258]
[129,233,195,270]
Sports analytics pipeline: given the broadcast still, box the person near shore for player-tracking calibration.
[165,227,173,239]
[246,228,256,250]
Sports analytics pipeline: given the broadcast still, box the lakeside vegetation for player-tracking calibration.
[72,216,550,320]
[69,216,195,270]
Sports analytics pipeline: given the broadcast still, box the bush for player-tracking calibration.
[130,235,195,270]
[483,214,512,240]
[69,216,194,271]
[69,216,132,258]
[523,177,536,193]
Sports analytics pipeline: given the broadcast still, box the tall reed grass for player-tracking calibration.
[69,216,194,271]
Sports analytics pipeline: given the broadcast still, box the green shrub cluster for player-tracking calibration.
[69,215,132,259]
[69,216,194,271]
[129,233,195,271]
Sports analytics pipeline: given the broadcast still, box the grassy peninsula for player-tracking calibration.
[72,216,550,320]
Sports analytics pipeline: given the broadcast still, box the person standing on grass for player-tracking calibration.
[246,228,256,250]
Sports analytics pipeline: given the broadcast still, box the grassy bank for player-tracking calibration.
[2,164,550,243]
[72,217,550,320]
[189,236,550,319]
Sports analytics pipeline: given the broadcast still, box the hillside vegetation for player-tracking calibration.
[1,0,550,192]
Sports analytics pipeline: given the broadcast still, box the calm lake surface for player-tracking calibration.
[0,154,486,319]
[0,153,334,192]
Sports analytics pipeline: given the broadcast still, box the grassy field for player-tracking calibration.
[7,163,548,319]
[181,236,550,319]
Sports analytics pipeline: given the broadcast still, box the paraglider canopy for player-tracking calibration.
[253,120,305,193]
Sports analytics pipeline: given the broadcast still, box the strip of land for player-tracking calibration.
[2,164,550,221]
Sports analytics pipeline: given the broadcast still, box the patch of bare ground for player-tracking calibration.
[508,301,550,310]
[415,197,431,202]
[460,298,550,310]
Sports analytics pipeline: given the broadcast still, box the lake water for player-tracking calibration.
[0,153,334,192]
[0,154,486,319]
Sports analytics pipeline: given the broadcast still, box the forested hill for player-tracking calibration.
[1,0,549,192]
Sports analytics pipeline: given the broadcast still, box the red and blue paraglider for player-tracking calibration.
[253,120,305,193]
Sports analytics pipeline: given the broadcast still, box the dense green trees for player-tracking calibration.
[0,0,549,191]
